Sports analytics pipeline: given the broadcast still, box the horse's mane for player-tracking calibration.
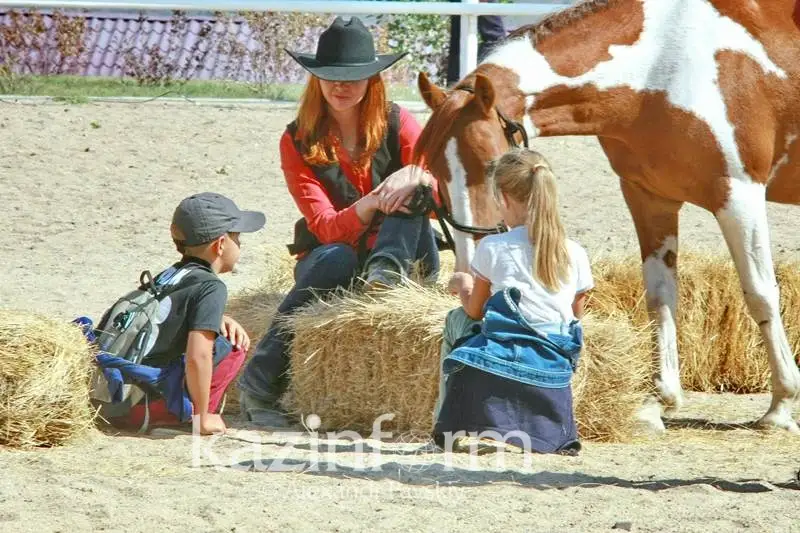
[507,0,615,45]
[413,89,472,168]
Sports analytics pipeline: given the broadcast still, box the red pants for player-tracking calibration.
[122,346,247,427]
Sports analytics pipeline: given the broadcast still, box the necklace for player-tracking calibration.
[331,132,361,159]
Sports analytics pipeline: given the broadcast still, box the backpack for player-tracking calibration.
[88,262,215,420]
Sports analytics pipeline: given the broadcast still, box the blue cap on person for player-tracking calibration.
[171,192,265,246]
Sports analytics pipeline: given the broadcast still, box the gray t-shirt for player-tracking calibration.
[137,257,228,368]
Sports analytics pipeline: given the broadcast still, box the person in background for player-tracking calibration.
[446,0,507,86]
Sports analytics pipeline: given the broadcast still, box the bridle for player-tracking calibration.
[425,85,530,251]
[457,85,530,150]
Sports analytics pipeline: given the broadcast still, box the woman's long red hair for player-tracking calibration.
[294,75,388,170]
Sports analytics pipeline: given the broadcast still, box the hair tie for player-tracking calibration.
[532,164,547,172]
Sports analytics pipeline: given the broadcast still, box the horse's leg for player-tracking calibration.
[619,178,684,422]
[715,179,800,433]
[601,137,684,433]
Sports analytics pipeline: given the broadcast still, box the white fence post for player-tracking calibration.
[459,0,479,81]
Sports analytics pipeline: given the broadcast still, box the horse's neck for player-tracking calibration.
[482,0,786,139]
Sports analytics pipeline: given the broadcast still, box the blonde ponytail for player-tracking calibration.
[527,163,569,291]
[486,148,570,292]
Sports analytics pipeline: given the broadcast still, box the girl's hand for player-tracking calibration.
[448,272,474,296]
[450,272,482,314]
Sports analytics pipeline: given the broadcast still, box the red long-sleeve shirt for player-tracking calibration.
[281,106,436,251]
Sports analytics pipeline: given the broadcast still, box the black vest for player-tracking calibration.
[286,102,403,256]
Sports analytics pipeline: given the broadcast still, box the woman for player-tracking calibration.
[238,16,440,427]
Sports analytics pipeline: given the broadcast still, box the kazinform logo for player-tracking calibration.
[191,413,536,473]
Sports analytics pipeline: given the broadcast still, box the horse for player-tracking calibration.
[413,0,800,433]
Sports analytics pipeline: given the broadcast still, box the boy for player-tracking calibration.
[101,192,265,435]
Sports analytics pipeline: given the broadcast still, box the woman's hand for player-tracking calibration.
[355,191,381,224]
[220,315,250,352]
[373,165,434,214]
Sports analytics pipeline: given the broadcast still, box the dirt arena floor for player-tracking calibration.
[1,100,799,532]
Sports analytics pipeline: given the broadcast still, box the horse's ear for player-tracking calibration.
[473,74,495,116]
[418,71,447,110]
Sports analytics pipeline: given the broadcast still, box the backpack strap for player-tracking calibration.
[149,260,217,299]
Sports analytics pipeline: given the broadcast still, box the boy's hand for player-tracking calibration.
[198,413,227,436]
[220,315,250,352]
[448,272,474,296]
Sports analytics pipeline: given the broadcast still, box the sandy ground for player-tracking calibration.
[2,100,800,532]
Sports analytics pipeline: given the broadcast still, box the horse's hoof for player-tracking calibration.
[661,393,684,416]
[754,412,800,434]
[655,379,684,414]
[634,400,666,437]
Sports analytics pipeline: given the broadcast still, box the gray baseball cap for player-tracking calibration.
[171,192,265,246]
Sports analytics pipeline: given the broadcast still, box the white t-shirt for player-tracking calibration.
[471,226,594,326]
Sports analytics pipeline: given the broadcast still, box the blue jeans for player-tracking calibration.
[238,214,440,404]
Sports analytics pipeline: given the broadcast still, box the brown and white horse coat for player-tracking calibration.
[416,0,800,432]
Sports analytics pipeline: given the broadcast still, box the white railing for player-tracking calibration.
[0,1,572,79]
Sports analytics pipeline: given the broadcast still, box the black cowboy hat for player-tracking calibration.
[285,16,407,82]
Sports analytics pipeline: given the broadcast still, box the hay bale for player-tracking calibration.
[0,311,96,448]
[285,284,451,433]
[225,246,800,436]
[588,251,800,393]
[282,283,652,442]
[574,312,655,442]
[223,248,458,414]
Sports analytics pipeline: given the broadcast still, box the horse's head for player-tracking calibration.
[414,69,528,272]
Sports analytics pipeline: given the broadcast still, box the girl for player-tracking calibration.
[435,148,594,454]
[238,16,440,427]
